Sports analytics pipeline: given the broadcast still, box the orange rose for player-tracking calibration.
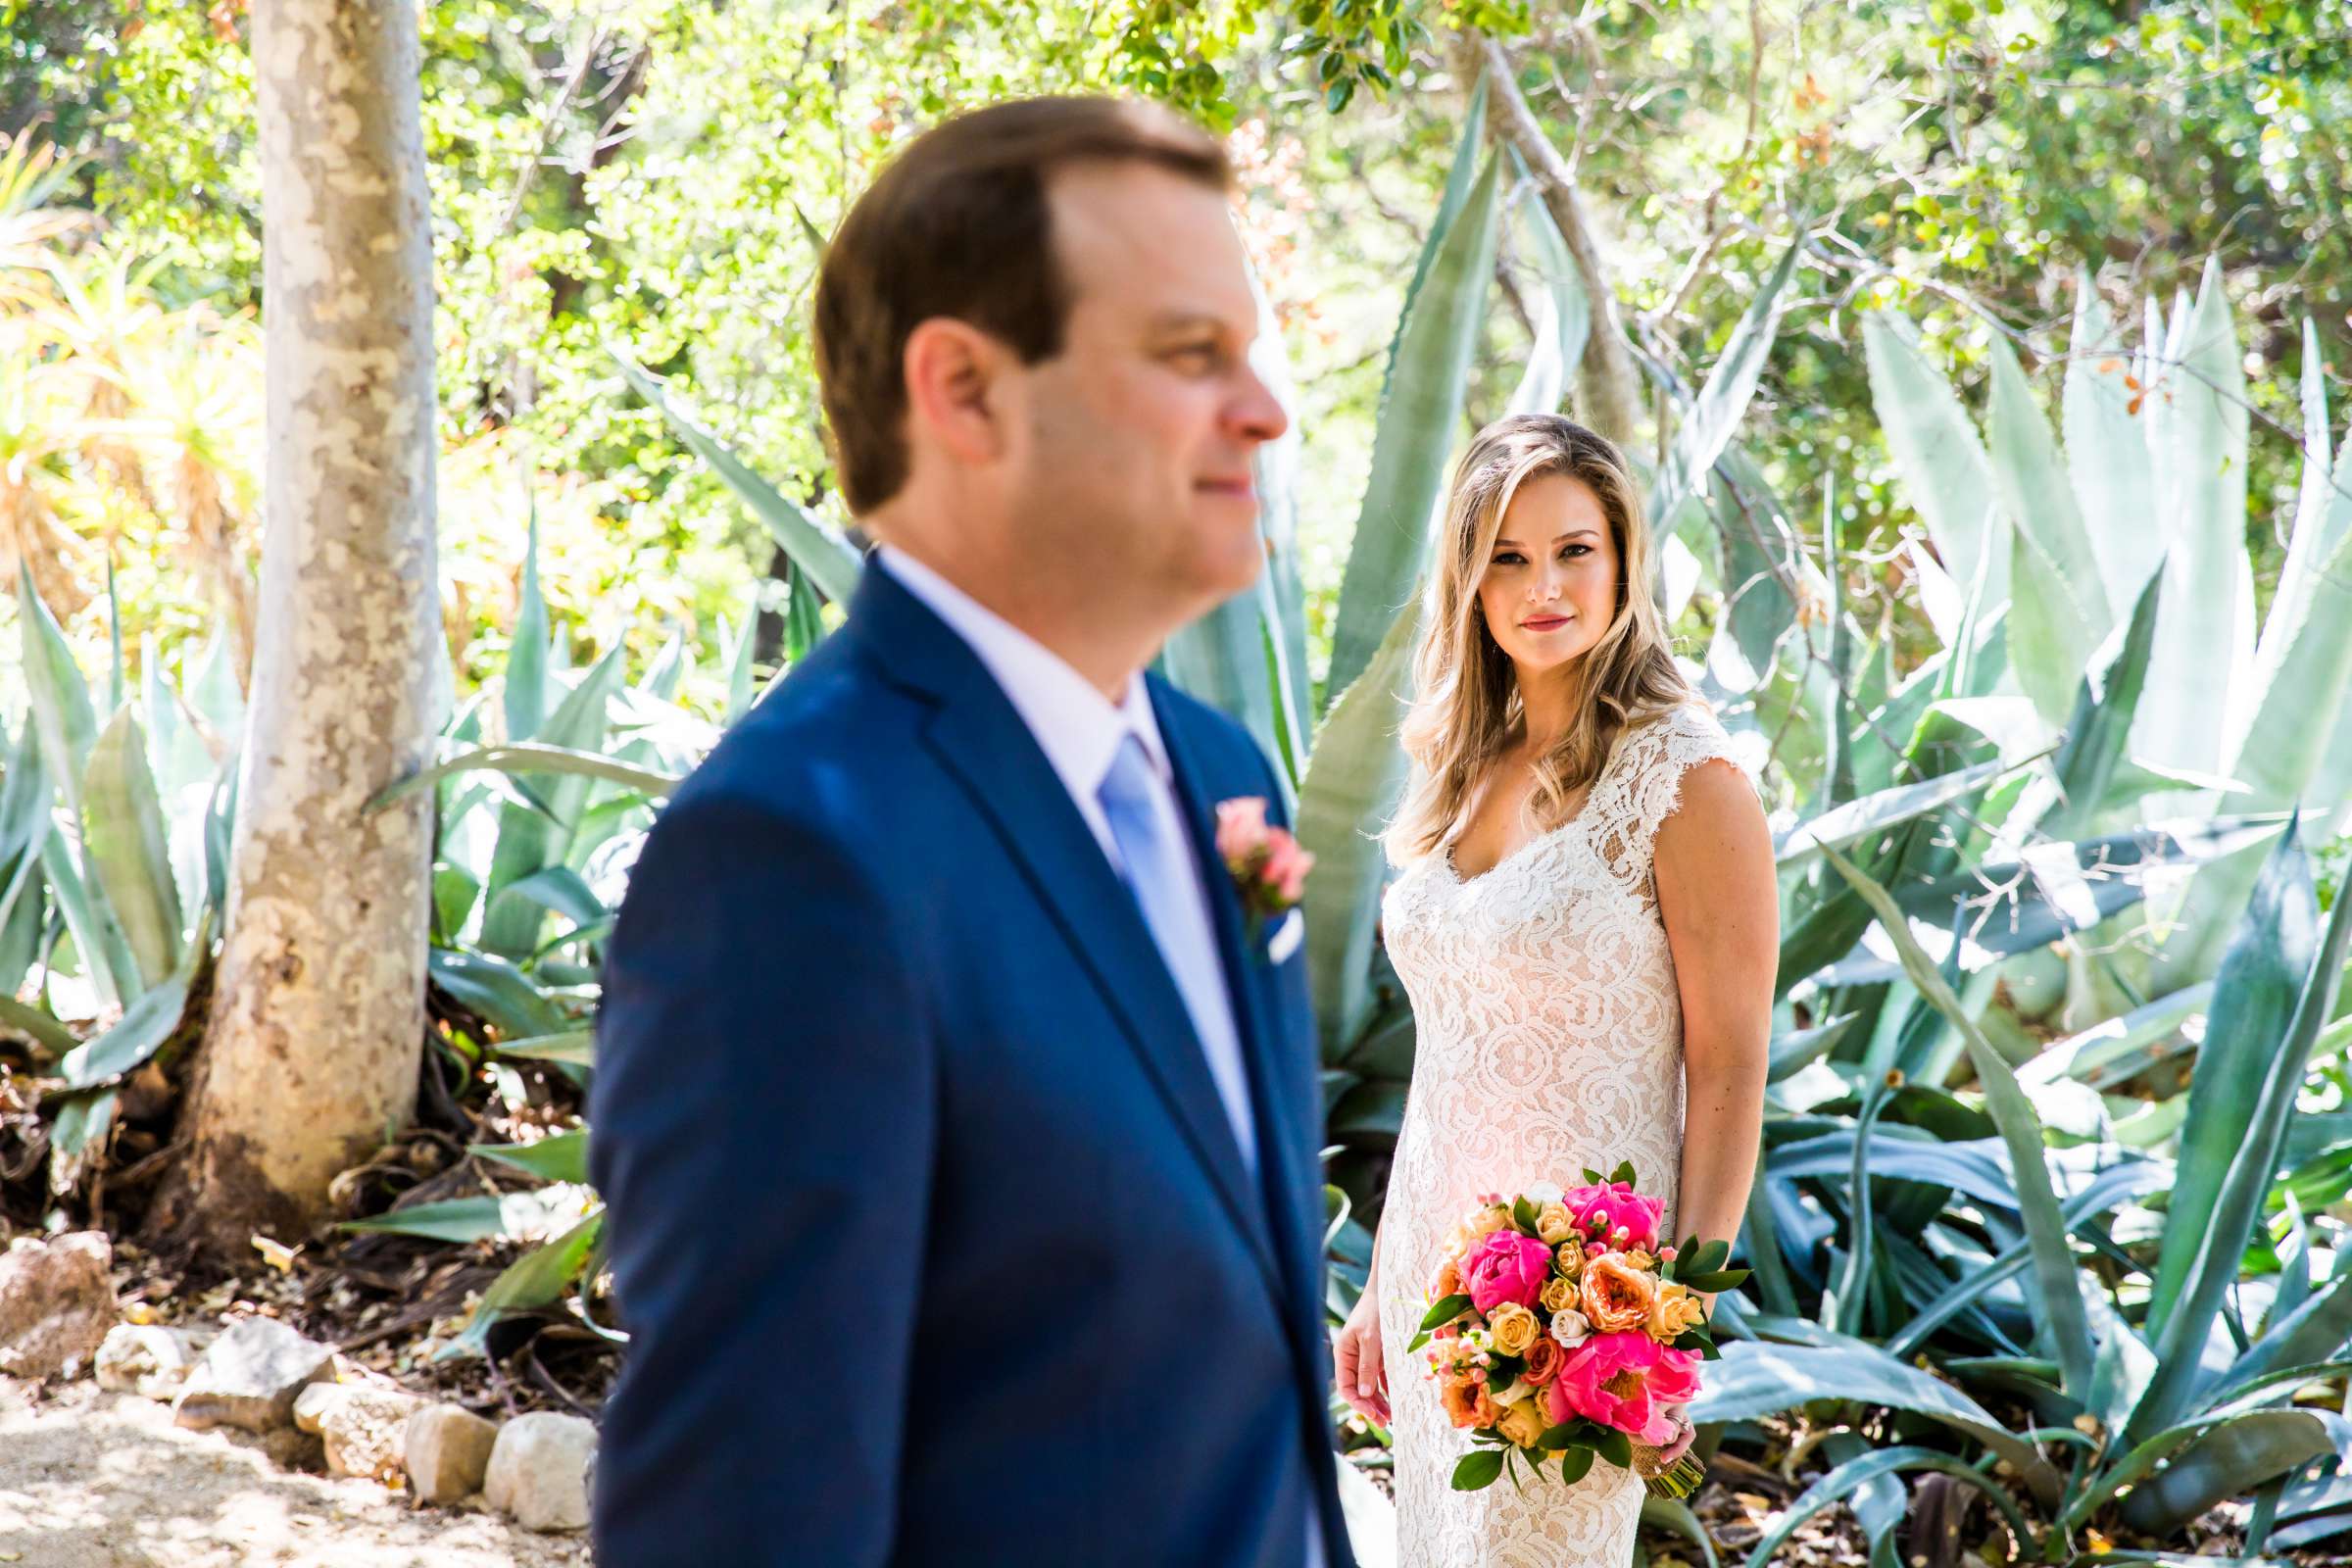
[1440,1376,1499,1430]
[1521,1336,1565,1387]
[1579,1252,1658,1335]
[1432,1259,1463,1301]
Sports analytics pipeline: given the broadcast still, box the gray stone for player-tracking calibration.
[94,1323,203,1398]
[172,1316,334,1432]
[404,1402,501,1504]
[0,1232,116,1379]
[290,1381,425,1483]
[484,1411,596,1532]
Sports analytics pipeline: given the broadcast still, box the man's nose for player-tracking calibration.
[1229,365,1290,445]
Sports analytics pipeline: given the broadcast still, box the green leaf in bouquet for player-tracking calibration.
[1688,1240,1733,1276]
[1452,1448,1507,1491]
[1680,1270,1745,1293]
[1419,1293,1473,1332]
[1513,1196,1541,1234]
[1537,1422,1579,1451]
[1583,1166,1603,1184]
[1609,1159,1637,1185]
[1594,1428,1633,1470]
[1559,1445,1597,1485]
[1407,1329,1433,1354]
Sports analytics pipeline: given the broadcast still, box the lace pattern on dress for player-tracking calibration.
[1373,703,1753,1567]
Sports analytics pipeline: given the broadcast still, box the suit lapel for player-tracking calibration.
[1152,680,1318,1326]
[846,569,1284,1299]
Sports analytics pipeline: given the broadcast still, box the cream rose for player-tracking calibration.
[1550,1307,1592,1348]
[1467,1203,1514,1239]
[1648,1280,1706,1342]
[1496,1397,1549,1447]
[1536,1202,1576,1245]
[1579,1251,1658,1335]
[1487,1301,1542,1357]
[1539,1274,1580,1314]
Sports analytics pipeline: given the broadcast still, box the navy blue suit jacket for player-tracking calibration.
[589,564,1356,1567]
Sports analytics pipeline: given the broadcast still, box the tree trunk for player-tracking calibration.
[149,0,439,1255]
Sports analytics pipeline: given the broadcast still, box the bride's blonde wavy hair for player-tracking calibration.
[1384,414,1691,863]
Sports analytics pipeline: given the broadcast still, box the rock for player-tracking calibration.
[172,1317,333,1432]
[290,1381,425,1483]
[405,1402,501,1504]
[0,1231,117,1379]
[94,1323,204,1398]
[484,1411,597,1532]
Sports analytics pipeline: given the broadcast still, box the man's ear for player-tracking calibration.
[903,318,1010,469]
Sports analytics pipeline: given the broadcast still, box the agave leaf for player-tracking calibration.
[2136,842,2352,1438]
[1986,333,2110,724]
[471,1130,589,1185]
[1323,153,1501,708]
[1651,241,1800,528]
[369,743,680,813]
[427,947,569,1039]
[1885,1161,2169,1360]
[2016,981,2209,1092]
[1739,1445,2032,1568]
[1690,1339,2062,1505]
[37,826,128,1007]
[613,352,863,608]
[18,562,97,816]
[434,1207,608,1360]
[495,1029,597,1067]
[80,708,182,990]
[507,494,550,742]
[1818,842,2096,1401]
[340,1187,593,1245]
[1502,175,1589,419]
[2064,270,2165,610]
[2137,259,2255,777]
[2145,824,2321,1338]
[1642,1496,1719,1568]
[1298,601,1420,1056]
[1773,759,2007,870]
[2118,1410,2337,1537]
[54,912,208,1090]
[479,648,628,958]
[1861,314,2008,610]
[2041,567,2164,841]
[2219,1267,2352,1404]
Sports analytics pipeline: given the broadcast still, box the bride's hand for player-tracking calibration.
[1331,1288,1390,1426]
[1653,1402,1695,1465]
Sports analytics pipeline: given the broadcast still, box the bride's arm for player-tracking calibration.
[1652,758,1777,1306]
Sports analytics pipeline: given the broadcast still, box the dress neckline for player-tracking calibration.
[1437,720,1642,886]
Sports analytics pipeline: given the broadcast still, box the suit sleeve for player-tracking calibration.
[588,789,933,1567]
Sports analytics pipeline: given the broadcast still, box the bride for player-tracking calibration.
[1331,414,1777,1566]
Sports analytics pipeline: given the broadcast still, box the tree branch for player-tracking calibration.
[1473,32,1647,447]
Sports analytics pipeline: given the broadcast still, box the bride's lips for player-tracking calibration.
[1521,614,1573,631]
[1196,475,1255,501]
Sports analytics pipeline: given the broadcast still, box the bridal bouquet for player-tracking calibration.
[1407,1165,1747,1498]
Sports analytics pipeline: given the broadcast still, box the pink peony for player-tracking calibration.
[1543,1332,1702,1445]
[1560,1180,1666,1251]
[1461,1230,1555,1314]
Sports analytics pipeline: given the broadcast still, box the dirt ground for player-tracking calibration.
[0,1379,591,1568]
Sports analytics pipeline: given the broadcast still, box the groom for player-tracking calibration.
[588,98,1355,1566]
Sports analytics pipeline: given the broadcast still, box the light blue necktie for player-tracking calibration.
[1097,732,1258,1176]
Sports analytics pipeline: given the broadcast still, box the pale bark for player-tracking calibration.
[153,0,439,1250]
[1474,34,1648,449]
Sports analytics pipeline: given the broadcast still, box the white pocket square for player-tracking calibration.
[1266,907,1304,965]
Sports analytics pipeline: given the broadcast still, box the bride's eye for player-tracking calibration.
[1492,551,1526,566]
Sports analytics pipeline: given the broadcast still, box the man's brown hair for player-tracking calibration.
[811,96,1233,515]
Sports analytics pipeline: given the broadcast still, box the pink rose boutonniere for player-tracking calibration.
[1214,797,1312,961]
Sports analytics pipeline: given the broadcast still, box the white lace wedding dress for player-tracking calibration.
[1374,703,1752,1567]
